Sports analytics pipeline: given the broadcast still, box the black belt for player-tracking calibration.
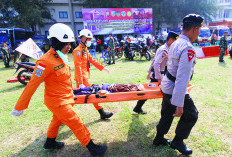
[166,70,176,82]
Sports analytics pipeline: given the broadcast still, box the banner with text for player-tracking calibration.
[82,8,153,35]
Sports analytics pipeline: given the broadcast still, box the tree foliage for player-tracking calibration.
[0,0,54,31]
[83,0,218,31]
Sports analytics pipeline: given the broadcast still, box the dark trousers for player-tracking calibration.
[219,50,225,62]
[156,93,198,139]
[108,49,115,63]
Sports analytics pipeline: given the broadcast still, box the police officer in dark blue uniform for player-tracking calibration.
[152,14,204,156]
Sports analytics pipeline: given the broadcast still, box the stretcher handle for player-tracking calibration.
[98,89,160,97]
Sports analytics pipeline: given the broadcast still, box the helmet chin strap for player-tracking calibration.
[81,37,88,47]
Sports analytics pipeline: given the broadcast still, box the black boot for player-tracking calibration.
[86,139,107,156]
[153,133,172,146]
[98,108,113,119]
[170,136,192,155]
[133,100,147,114]
[107,61,111,65]
[112,61,115,64]
[44,137,64,149]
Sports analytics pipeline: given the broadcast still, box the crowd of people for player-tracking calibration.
[8,13,212,156]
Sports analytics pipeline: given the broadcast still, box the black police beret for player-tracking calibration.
[168,31,179,39]
[183,14,204,26]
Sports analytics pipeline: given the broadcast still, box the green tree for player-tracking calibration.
[0,0,54,31]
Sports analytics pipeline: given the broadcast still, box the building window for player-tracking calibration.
[225,0,230,3]
[220,0,224,3]
[219,10,223,18]
[75,11,83,18]
[224,9,230,18]
[59,11,68,18]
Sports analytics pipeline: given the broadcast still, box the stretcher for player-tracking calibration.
[74,83,194,104]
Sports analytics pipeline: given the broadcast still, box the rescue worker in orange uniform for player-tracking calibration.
[72,29,113,120]
[10,23,107,156]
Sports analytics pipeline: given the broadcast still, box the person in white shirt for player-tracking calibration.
[153,14,204,156]
[133,32,179,114]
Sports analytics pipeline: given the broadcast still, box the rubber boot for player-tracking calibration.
[86,139,107,156]
[44,137,64,149]
[133,100,147,114]
[98,108,113,119]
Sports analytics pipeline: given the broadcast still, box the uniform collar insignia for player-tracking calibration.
[54,54,59,58]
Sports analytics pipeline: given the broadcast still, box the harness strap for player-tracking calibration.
[84,94,91,103]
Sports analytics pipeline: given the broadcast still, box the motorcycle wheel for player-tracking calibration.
[17,70,31,85]
[117,51,123,58]
[134,51,141,58]
[145,52,151,61]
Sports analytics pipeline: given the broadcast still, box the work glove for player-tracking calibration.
[79,84,85,89]
[10,109,24,116]
[103,67,110,74]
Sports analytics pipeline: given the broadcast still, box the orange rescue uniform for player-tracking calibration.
[14,48,91,146]
[72,44,104,110]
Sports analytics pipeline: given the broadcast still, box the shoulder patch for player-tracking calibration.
[35,69,43,77]
[161,50,168,58]
[76,51,81,56]
[54,64,64,71]
[188,50,195,62]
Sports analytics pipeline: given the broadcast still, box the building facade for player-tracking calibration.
[37,0,85,37]
[210,0,232,28]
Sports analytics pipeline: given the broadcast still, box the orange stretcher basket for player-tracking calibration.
[74,83,194,104]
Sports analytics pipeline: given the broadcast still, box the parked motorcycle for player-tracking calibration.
[149,40,162,56]
[134,42,151,61]
[114,43,124,58]
[14,62,35,85]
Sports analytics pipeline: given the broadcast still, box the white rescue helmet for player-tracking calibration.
[47,23,75,42]
[79,29,93,39]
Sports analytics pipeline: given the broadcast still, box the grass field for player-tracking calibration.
[0,54,232,157]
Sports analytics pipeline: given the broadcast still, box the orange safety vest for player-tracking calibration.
[14,48,74,111]
[72,44,104,84]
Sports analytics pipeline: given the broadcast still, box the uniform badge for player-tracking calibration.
[54,64,64,71]
[35,69,43,77]
[77,51,81,56]
[82,50,86,56]
[188,50,195,62]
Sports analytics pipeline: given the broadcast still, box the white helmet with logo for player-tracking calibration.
[78,29,93,39]
[47,23,75,42]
